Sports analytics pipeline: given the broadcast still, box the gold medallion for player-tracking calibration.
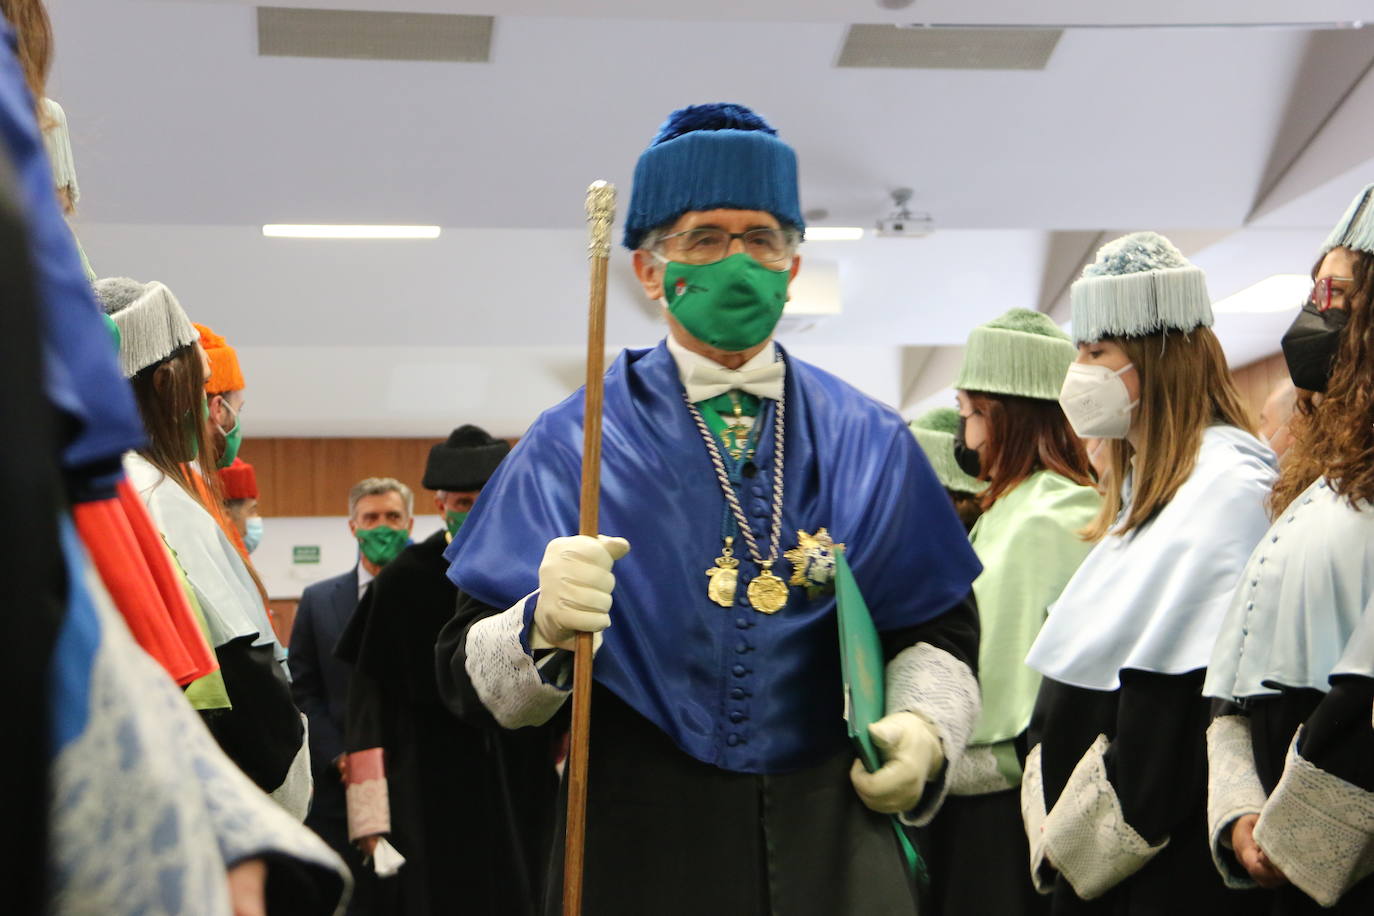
[747,565,789,614]
[706,537,740,607]
[784,528,844,598]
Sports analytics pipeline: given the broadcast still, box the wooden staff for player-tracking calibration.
[563,179,615,916]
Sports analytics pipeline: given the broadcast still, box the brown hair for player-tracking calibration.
[127,344,220,506]
[1084,327,1254,540]
[1,0,53,117]
[965,392,1094,509]
[1272,248,1374,515]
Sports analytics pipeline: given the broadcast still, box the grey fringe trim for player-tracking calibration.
[42,98,80,205]
[98,279,199,378]
[1323,183,1374,256]
[1070,267,1212,344]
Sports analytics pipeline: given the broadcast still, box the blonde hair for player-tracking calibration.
[1084,327,1254,540]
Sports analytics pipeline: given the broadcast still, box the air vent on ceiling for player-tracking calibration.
[257,7,493,63]
[837,25,1061,70]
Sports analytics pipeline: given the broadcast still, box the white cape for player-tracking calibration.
[1026,426,1276,691]
[1206,477,1374,699]
[123,453,284,665]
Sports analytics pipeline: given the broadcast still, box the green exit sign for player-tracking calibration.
[292,545,321,565]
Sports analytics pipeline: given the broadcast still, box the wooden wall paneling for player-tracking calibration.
[238,438,436,517]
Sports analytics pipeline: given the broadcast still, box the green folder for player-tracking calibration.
[834,549,926,886]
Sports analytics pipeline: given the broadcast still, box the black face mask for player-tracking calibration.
[954,416,982,478]
[1281,302,1349,393]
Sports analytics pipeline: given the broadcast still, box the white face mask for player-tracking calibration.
[1058,362,1138,439]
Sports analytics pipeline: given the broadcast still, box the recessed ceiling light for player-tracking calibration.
[1212,274,1309,314]
[262,224,442,239]
[804,227,865,241]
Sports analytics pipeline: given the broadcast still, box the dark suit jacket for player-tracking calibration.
[289,567,361,787]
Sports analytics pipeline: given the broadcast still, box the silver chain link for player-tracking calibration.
[685,385,786,572]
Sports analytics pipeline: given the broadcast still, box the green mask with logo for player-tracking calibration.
[356,526,408,566]
[215,404,243,469]
[662,253,790,352]
[445,510,469,537]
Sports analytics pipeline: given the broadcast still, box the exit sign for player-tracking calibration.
[292,545,321,565]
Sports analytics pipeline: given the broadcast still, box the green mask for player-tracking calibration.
[356,525,408,566]
[662,253,790,352]
[445,510,470,537]
[215,403,243,469]
[183,396,209,461]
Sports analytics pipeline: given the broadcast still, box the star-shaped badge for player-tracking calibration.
[785,528,845,598]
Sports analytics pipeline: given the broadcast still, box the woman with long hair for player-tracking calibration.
[908,407,987,532]
[1204,184,1374,914]
[1021,233,1277,913]
[97,276,310,818]
[921,309,1100,915]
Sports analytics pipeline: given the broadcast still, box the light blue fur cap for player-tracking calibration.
[1323,183,1374,255]
[1069,231,1212,344]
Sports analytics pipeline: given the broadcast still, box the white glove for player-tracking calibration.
[530,535,630,651]
[849,711,945,814]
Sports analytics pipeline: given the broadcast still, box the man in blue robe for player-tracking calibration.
[435,103,982,916]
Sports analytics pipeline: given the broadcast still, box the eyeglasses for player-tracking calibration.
[654,227,799,266]
[1310,276,1354,312]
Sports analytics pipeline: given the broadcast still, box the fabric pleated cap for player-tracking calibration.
[1322,183,1374,255]
[909,407,986,495]
[218,457,258,500]
[622,103,804,250]
[94,277,199,378]
[1070,231,1212,344]
[954,308,1076,400]
[194,322,245,393]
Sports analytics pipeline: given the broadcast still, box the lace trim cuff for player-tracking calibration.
[1021,744,1055,894]
[464,595,571,729]
[886,643,981,826]
[1043,734,1168,900]
[345,748,390,841]
[1254,730,1374,907]
[1205,715,1266,888]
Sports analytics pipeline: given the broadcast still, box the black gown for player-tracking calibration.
[337,529,560,916]
[1028,670,1258,915]
[1214,681,1374,915]
[435,588,980,916]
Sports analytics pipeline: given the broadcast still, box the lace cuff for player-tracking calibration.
[465,594,571,728]
[1205,715,1266,888]
[1043,734,1168,900]
[1020,744,1055,894]
[345,748,390,841]
[1253,729,1374,907]
[950,741,1020,796]
[886,643,981,826]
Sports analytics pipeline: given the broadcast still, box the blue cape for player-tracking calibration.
[447,341,980,773]
[0,25,144,498]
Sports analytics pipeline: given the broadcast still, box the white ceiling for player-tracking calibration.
[44,0,1374,436]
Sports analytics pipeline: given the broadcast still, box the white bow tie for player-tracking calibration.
[685,360,785,404]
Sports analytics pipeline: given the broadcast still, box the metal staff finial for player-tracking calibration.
[586,180,616,259]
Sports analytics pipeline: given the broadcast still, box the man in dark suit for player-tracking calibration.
[291,477,414,913]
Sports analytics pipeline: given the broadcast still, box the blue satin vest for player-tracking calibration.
[447,342,980,774]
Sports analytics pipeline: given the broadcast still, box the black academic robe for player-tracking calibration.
[1028,670,1258,915]
[337,530,560,916]
[435,589,980,916]
[1214,681,1374,915]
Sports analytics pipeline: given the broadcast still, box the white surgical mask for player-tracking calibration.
[244,516,264,554]
[1059,362,1138,439]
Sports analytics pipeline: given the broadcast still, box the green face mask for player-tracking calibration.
[215,402,243,470]
[662,253,790,352]
[356,525,408,566]
[183,396,209,461]
[445,510,469,537]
